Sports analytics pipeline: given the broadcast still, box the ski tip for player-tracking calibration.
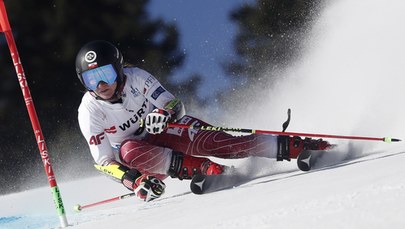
[190,175,206,195]
[383,137,402,143]
[296,150,313,171]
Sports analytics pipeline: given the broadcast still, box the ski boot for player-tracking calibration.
[277,136,332,161]
[168,151,225,180]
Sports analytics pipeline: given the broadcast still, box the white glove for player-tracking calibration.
[145,108,171,134]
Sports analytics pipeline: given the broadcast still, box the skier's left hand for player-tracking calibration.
[145,108,171,134]
[121,168,166,202]
[134,174,166,202]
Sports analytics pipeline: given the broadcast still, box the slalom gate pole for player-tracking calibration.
[167,123,401,143]
[74,193,136,212]
[0,1,68,227]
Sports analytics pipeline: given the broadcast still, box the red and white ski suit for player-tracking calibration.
[78,67,278,179]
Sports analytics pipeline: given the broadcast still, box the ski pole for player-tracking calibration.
[167,123,401,143]
[0,1,68,227]
[74,192,136,212]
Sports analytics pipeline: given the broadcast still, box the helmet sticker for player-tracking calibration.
[88,62,98,69]
[84,51,97,63]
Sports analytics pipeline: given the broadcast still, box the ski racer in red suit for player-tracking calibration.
[75,40,331,202]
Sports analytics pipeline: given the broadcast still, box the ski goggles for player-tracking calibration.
[81,64,117,91]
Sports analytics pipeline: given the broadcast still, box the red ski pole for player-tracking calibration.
[167,123,401,143]
[0,1,68,227]
[74,192,136,212]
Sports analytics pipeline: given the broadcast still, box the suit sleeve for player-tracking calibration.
[78,95,116,166]
[126,67,176,109]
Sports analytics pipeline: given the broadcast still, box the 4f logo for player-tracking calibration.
[89,133,105,145]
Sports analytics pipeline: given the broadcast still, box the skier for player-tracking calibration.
[75,40,331,202]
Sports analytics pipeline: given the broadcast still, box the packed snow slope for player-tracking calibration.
[1,148,405,229]
[2,0,405,228]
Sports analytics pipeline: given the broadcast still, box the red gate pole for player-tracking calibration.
[0,1,68,227]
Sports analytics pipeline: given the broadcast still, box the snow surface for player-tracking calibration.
[1,148,405,229]
[2,0,405,228]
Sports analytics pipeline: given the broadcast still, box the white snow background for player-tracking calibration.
[1,0,405,228]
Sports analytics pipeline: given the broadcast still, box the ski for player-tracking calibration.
[190,173,250,195]
[297,150,340,171]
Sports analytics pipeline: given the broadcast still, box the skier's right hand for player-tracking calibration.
[133,174,166,202]
[145,108,171,134]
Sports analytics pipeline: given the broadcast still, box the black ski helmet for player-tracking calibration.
[75,40,124,91]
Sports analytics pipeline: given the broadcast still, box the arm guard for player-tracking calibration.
[164,98,185,122]
[94,163,141,190]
